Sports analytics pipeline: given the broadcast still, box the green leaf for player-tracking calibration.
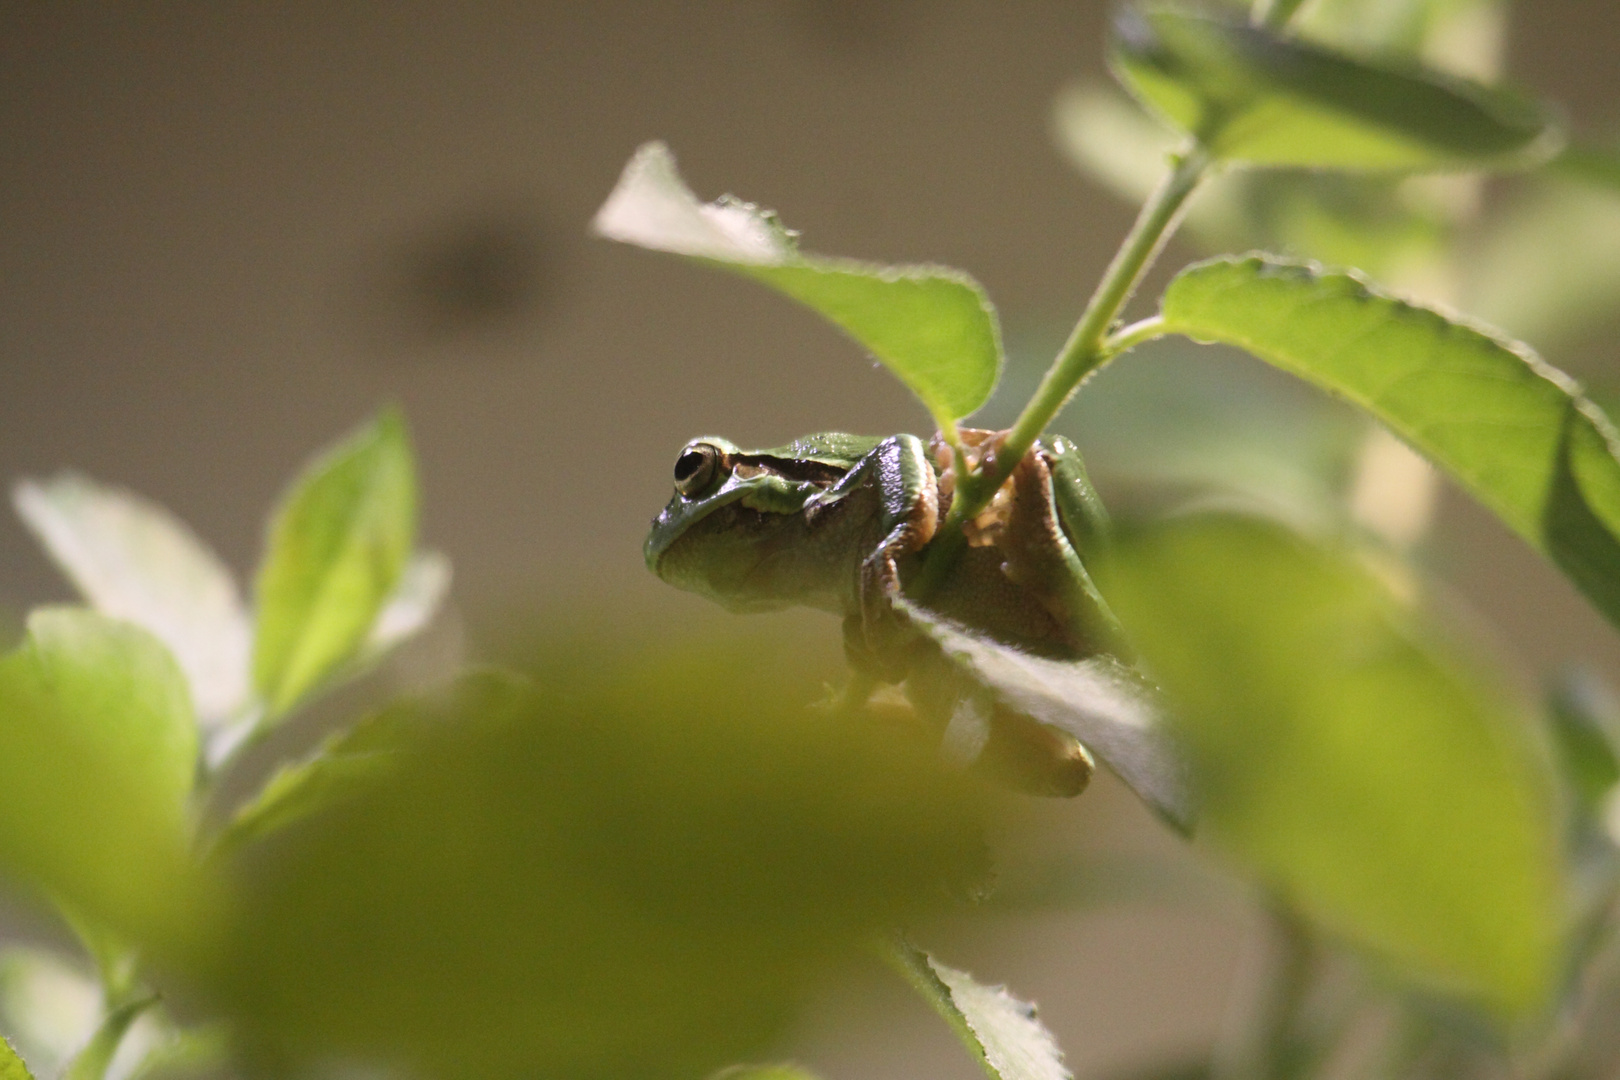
[1109,9,1559,170]
[593,142,1003,428]
[209,656,990,1080]
[252,409,417,718]
[1160,254,1620,637]
[883,939,1070,1080]
[210,703,415,859]
[12,473,251,726]
[363,549,452,658]
[1099,515,1565,1021]
[0,1038,35,1080]
[0,609,204,944]
[894,601,1192,830]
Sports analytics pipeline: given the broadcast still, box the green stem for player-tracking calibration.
[877,935,1001,1080]
[60,993,158,1080]
[912,144,1210,597]
[1100,315,1171,359]
[1216,908,1314,1080]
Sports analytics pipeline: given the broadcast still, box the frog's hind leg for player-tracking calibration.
[1039,438,1133,659]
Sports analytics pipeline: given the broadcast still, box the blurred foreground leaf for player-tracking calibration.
[210,705,413,858]
[593,142,1002,428]
[1110,9,1557,170]
[884,940,1070,1080]
[1162,254,1620,637]
[1100,515,1565,1021]
[252,409,417,719]
[211,654,990,1080]
[13,473,251,725]
[0,609,205,945]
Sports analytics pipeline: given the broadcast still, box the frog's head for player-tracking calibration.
[645,433,884,611]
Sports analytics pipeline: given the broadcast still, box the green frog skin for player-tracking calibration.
[646,429,1125,796]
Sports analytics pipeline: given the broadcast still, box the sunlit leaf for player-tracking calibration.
[363,549,452,658]
[1160,254,1620,636]
[252,409,417,718]
[884,940,1070,1080]
[593,142,1002,427]
[0,1039,34,1080]
[0,609,205,944]
[1109,9,1558,170]
[210,656,989,1080]
[1100,514,1565,1021]
[895,602,1192,830]
[12,474,250,726]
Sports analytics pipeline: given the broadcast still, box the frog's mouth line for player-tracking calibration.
[645,459,847,570]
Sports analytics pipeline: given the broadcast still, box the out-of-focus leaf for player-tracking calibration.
[1462,180,1620,348]
[1292,0,1507,80]
[363,549,451,657]
[0,609,205,946]
[1051,82,1249,250]
[0,1039,34,1080]
[1161,254,1620,637]
[252,409,417,719]
[12,474,250,726]
[211,704,416,858]
[1100,514,1565,1021]
[895,601,1192,830]
[1109,9,1558,170]
[1550,142,1620,195]
[1547,670,1620,823]
[884,940,1069,1080]
[593,142,1002,428]
[209,656,990,1080]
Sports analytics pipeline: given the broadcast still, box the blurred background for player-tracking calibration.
[5,3,1620,1077]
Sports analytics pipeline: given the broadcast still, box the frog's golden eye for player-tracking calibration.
[674,443,723,497]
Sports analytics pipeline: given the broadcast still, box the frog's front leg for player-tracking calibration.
[814,435,938,680]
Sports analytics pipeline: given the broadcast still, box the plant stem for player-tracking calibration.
[60,994,158,1080]
[1215,907,1314,1080]
[912,143,1210,596]
[1101,315,1171,359]
[877,935,1001,1080]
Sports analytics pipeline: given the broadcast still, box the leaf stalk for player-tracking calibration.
[914,143,1211,596]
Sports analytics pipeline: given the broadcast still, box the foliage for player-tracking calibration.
[5,2,1620,1080]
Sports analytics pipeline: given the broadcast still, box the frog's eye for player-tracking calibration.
[674,443,723,497]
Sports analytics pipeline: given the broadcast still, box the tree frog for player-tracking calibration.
[645,429,1127,797]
